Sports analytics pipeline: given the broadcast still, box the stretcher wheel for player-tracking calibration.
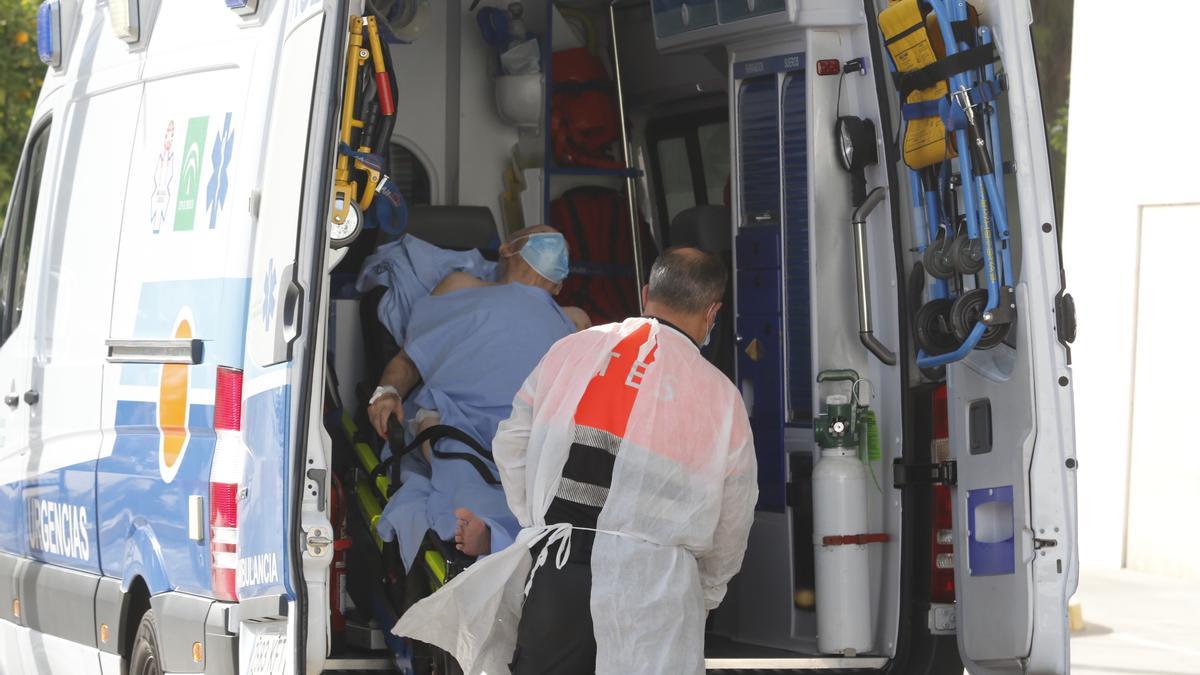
[950,236,983,275]
[950,288,1009,349]
[915,298,958,356]
[329,201,362,249]
[923,236,956,280]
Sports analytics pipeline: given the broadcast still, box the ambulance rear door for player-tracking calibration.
[936,2,1079,673]
[238,1,346,672]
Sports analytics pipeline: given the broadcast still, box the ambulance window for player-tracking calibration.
[389,143,431,206]
[657,136,695,222]
[0,120,50,343]
[646,108,730,241]
[697,121,731,206]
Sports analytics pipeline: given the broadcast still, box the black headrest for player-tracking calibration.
[406,206,500,252]
[670,205,732,253]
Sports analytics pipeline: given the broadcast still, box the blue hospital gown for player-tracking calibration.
[377,282,575,569]
[355,234,498,344]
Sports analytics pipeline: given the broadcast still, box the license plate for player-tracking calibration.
[247,628,289,675]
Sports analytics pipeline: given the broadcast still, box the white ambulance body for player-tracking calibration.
[0,1,1077,674]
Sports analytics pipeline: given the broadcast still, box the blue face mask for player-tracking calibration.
[515,232,569,284]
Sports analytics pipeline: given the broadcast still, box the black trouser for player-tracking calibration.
[510,544,596,674]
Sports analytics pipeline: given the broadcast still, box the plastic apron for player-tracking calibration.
[394,318,758,675]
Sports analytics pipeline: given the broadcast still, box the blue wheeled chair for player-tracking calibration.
[878,0,1019,369]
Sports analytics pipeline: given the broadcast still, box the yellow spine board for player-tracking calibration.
[879,0,954,169]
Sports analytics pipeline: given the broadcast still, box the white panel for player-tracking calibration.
[1126,204,1200,580]
[1064,2,1200,571]
[246,15,323,368]
[388,2,449,204]
[27,85,140,481]
[0,621,25,675]
[18,628,102,675]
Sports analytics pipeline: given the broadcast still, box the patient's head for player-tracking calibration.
[498,225,570,294]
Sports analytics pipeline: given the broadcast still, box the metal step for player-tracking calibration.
[706,656,889,671]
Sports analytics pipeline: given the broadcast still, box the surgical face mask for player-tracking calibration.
[701,320,715,349]
[701,307,719,349]
[514,232,569,284]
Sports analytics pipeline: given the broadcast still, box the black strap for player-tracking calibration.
[563,189,597,312]
[884,19,926,46]
[375,424,500,487]
[897,42,998,99]
[950,19,977,46]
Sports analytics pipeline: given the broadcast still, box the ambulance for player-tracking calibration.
[0,0,1077,673]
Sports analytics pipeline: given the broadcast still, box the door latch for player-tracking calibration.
[893,459,957,488]
[305,527,332,557]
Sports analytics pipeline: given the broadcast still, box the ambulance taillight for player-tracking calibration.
[210,366,244,602]
[930,385,956,604]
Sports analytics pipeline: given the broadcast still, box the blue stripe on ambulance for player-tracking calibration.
[97,401,216,594]
[94,277,251,595]
[237,383,295,600]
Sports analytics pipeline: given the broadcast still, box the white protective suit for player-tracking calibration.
[394,317,758,674]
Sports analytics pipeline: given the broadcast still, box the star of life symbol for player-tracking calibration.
[262,258,277,332]
[150,121,175,233]
[206,112,235,229]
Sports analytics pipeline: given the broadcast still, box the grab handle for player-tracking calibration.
[852,187,897,366]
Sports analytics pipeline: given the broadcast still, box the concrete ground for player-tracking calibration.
[1070,567,1200,675]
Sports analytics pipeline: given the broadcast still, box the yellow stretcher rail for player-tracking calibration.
[332,15,392,226]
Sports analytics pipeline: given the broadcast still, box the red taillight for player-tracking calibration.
[211,481,239,601]
[816,58,841,76]
[931,484,955,603]
[214,366,243,432]
[930,385,955,604]
[211,366,244,601]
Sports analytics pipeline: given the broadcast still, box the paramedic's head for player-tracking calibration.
[499,225,569,294]
[643,247,726,346]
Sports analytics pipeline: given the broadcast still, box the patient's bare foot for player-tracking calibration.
[454,508,491,557]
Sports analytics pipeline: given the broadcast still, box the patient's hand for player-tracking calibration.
[563,306,592,332]
[454,508,491,557]
[368,395,403,440]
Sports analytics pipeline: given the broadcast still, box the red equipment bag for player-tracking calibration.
[550,186,657,325]
[550,48,623,169]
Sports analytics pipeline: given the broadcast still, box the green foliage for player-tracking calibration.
[0,0,44,217]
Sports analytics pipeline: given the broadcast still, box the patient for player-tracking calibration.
[367,225,588,569]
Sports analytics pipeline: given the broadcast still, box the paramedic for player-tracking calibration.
[366,225,585,570]
[394,247,758,675]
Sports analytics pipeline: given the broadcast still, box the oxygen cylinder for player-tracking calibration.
[812,389,873,656]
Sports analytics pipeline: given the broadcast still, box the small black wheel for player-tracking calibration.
[915,298,959,356]
[923,237,957,280]
[950,288,1010,349]
[128,610,164,675]
[949,236,983,275]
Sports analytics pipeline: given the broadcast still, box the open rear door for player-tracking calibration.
[239,1,345,673]
[945,3,1078,673]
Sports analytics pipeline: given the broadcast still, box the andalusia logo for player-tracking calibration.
[158,309,194,483]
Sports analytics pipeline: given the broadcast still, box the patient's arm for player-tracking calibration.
[415,411,442,463]
[563,306,592,332]
[432,271,488,296]
[368,349,422,438]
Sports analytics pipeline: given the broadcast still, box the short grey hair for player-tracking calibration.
[646,247,727,314]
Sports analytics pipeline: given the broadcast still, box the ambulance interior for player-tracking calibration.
[315,0,1047,671]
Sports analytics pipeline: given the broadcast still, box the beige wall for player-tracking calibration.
[1063,3,1200,575]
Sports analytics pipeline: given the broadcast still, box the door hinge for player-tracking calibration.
[893,459,957,488]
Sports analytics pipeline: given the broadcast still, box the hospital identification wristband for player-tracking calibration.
[369,385,400,406]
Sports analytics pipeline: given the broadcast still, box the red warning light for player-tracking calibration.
[817,59,841,76]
